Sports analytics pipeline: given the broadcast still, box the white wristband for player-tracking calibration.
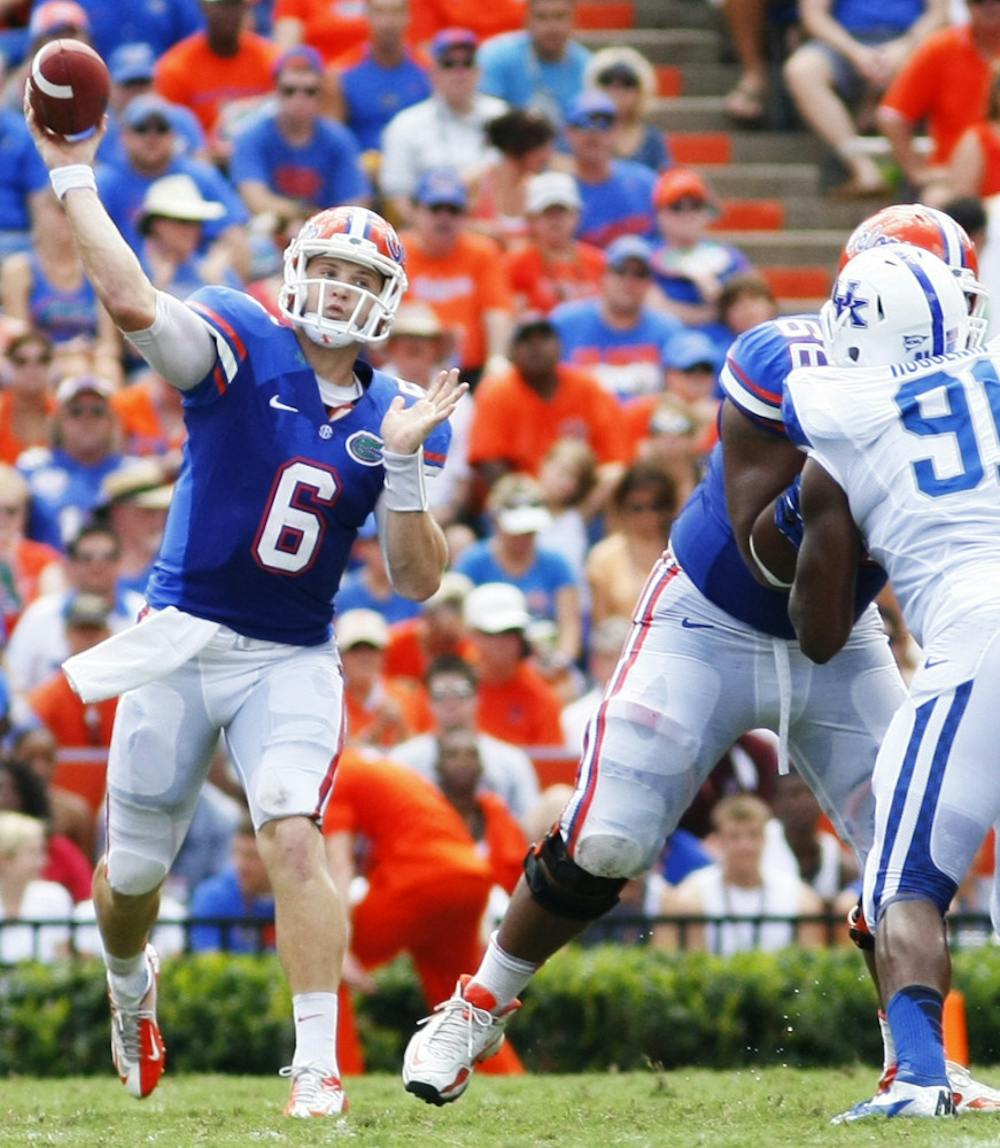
[748,534,793,591]
[382,447,428,512]
[50,164,97,201]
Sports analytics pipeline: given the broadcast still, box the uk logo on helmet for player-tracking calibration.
[833,282,869,328]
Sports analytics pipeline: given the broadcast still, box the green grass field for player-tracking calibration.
[5,1069,1000,1147]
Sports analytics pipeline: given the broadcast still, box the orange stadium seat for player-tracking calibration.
[711,199,785,231]
[574,1,634,28]
[670,132,732,165]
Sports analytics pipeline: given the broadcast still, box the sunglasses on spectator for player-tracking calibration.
[131,119,171,135]
[73,549,119,564]
[597,69,640,88]
[10,352,51,367]
[426,202,464,215]
[439,54,475,69]
[664,197,710,212]
[430,682,476,701]
[611,264,652,279]
[66,403,109,418]
[278,83,320,97]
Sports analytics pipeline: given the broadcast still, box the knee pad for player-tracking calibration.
[106,848,169,897]
[524,830,628,921]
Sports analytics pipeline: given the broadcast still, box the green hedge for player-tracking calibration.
[3,945,1000,1077]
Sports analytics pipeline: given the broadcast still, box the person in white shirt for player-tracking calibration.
[0,810,72,963]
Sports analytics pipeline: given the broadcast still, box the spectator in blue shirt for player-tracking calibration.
[585,46,672,172]
[333,0,432,153]
[97,93,249,266]
[189,813,276,953]
[67,0,202,64]
[550,234,681,402]
[0,98,49,259]
[563,90,657,249]
[229,45,371,226]
[477,0,591,129]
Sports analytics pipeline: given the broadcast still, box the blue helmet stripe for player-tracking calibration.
[902,254,945,354]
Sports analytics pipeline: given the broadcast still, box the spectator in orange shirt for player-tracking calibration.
[504,171,605,314]
[878,3,1000,197]
[0,464,64,635]
[462,581,567,783]
[273,0,370,64]
[468,311,627,491]
[432,727,528,894]
[109,368,186,469]
[24,593,117,819]
[384,570,477,684]
[337,608,433,750]
[401,169,514,386]
[323,746,524,1074]
[0,330,56,467]
[155,0,281,140]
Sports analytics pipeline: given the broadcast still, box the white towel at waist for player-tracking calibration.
[62,606,221,702]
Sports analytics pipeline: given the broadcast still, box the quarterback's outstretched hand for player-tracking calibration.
[23,92,105,170]
[380,368,467,456]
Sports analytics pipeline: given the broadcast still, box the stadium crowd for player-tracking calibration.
[1,0,1000,1110]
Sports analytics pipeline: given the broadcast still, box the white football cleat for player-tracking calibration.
[832,1079,955,1124]
[946,1060,1000,1113]
[281,1065,349,1118]
[403,975,520,1106]
[108,943,165,1099]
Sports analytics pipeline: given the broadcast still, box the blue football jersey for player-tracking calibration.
[671,315,885,638]
[143,288,450,646]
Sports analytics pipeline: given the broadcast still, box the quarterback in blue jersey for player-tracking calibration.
[28,101,464,1120]
[401,205,1000,1114]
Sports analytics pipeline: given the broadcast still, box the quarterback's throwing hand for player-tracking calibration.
[380,368,467,456]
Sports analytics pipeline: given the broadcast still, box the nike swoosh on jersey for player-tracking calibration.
[923,657,947,669]
[681,618,714,629]
[269,395,299,413]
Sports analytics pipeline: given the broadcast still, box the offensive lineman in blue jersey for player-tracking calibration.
[27,101,465,1119]
[401,205,1000,1114]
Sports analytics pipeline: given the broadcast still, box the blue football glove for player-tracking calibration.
[773,474,804,551]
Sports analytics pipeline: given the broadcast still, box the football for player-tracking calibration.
[27,39,111,140]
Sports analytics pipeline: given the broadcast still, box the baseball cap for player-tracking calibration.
[566,90,618,129]
[463,583,531,633]
[109,42,156,86]
[488,472,553,534]
[511,310,557,343]
[424,570,474,612]
[63,592,112,629]
[336,608,389,650]
[662,330,721,371]
[122,94,176,131]
[653,168,717,211]
[605,234,653,270]
[29,0,89,40]
[273,45,324,79]
[431,27,477,61]
[98,461,173,510]
[55,376,114,405]
[524,171,582,215]
[139,174,225,226]
[414,168,468,210]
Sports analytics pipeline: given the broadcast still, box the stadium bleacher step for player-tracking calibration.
[578,27,719,64]
[711,229,847,266]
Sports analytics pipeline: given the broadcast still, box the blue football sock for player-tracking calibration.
[886,985,947,1086]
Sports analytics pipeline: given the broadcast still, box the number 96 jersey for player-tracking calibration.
[143,287,450,646]
[784,350,1000,648]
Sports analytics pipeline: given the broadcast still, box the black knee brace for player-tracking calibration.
[523,830,627,921]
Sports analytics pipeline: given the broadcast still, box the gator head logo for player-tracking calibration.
[346,430,383,465]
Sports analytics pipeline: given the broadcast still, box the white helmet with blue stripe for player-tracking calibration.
[820,244,975,369]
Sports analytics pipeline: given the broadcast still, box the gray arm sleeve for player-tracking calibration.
[123,291,219,392]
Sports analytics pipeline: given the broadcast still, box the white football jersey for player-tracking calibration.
[784,349,1000,647]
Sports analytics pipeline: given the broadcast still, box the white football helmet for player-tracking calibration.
[820,244,974,368]
[278,205,409,348]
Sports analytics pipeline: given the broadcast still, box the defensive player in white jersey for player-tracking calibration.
[26,105,464,1118]
[401,207,1000,1112]
[774,244,1000,1120]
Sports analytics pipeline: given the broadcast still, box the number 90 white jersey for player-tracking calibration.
[783,349,1000,648]
[143,287,450,646]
